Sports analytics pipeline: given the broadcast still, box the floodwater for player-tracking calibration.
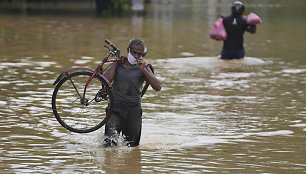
[0,0,305,173]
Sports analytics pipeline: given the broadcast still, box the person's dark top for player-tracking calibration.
[222,14,255,51]
[112,63,153,105]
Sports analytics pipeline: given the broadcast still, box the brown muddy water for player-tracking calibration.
[0,0,305,173]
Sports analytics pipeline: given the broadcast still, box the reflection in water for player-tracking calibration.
[97,148,142,173]
[131,14,144,36]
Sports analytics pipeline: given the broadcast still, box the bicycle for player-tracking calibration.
[52,39,152,133]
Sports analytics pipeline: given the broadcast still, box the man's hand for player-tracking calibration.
[120,56,128,63]
[136,57,146,71]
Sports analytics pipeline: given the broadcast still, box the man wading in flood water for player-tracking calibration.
[103,38,161,147]
[221,1,257,59]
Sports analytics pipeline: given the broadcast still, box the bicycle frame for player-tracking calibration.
[53,40,121,105]
[80,58,121,104]
[53,59,121,104]
[53,39,152,107]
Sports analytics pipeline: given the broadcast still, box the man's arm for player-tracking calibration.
[137,58,161,91]
[143,67,161,91]
[103,62,118,83]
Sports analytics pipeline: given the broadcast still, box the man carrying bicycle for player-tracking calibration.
[103,38,161,147]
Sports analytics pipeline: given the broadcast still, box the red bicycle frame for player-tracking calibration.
[53,40,121,105]
[80,58,121,104]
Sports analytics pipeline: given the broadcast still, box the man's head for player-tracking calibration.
[231,1,245,15]
[128,38,147,58]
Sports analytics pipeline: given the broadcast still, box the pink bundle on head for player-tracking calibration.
[246,13,262,25]
[210,17,227,41]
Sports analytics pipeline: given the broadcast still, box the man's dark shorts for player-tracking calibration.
[221,49,245,60]
[104,104,142,147]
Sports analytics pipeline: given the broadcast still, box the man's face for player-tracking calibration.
[129,45,144,59]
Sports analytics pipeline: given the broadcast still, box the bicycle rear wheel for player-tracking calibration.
[52,71,113,133]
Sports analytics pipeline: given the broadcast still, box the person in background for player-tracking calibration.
[221,1,257,60]
[103,38,161,147]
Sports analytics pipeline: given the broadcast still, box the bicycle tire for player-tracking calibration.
[52,71,113,133]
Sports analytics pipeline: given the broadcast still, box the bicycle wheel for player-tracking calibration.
[52,71,113,133]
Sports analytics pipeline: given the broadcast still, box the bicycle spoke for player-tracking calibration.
[88,98,95,105]
[72,98,79,103]
[52,71,113,133]
[65,72,82,99]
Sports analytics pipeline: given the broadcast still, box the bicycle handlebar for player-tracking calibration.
[105,39,118,50]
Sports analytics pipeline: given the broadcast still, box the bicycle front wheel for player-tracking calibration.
[52,71,113,133]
